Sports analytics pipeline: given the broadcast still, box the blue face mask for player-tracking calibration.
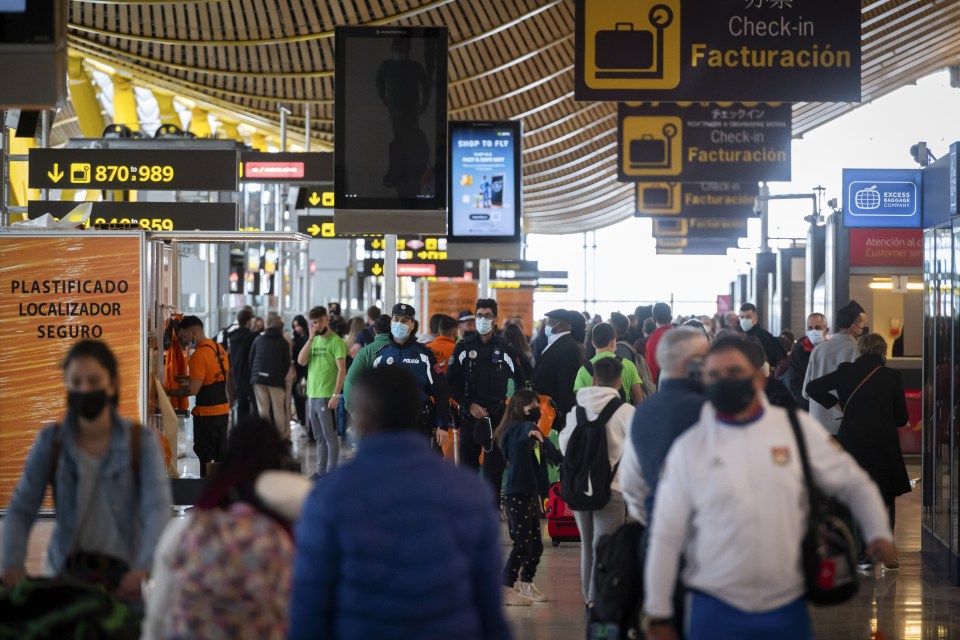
[544,324,554,337]
[391,321,411,341]
[476,318,494,336]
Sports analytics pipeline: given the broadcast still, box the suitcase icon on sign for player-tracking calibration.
[595,4,675,80]
[630,123,679,170]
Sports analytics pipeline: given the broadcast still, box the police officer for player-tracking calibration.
[372,303,452,448]
[447,298,529,504]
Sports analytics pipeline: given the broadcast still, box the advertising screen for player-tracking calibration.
[449,121,522,242]
[334,26,448,213]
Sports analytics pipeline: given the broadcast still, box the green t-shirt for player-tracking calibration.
[306,332,347,398]
[573,351,643,399]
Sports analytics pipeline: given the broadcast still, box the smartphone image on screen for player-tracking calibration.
[491,174,504,207]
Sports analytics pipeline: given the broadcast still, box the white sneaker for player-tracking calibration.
[503,585,531,606]
[517,581,547,602]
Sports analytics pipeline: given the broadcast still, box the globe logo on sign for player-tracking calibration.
[854,185,881,210]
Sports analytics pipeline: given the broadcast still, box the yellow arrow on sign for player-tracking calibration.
[371,239,383,250]
[48,163,64,183]
[307,224,321,236]
[417,251,427,260]
[308,192,321,207]
[371,263,384,276]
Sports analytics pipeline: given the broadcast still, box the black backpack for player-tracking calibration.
[588,521,646,640]
[560,398,623,511]
[583,358,628,402]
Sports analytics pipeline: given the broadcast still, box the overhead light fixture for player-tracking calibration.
[869,282,894,290]
[872,277,893,282]
[906,282,924,291]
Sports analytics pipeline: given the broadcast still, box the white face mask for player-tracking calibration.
[739,318,755,332]
[476,318,494,336]
[806,330,825,346]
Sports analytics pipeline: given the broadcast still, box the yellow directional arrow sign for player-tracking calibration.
[371,263,384,276]
[307,224,321,237]
[371,239,384,250]
[308,192,321,207]
[417,251,427,260]
[47,163,64,183]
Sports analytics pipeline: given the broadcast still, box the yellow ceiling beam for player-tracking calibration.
[154,91,181,128]
[112,75,140,131]
[67,44,333,151]
[188,108,211,138]
[67,54,106,138]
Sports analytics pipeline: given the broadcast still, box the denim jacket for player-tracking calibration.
[2,412,172,574]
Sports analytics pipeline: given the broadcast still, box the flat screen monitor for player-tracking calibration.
[448,120,522,244]
[334,26,448,234]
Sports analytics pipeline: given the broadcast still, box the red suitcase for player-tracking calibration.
[545,483,580,546]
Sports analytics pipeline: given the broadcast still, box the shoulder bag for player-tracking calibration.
[786,408,858,606]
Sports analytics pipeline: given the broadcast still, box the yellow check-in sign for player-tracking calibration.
[581,0,681,91]
[620,116,683,178]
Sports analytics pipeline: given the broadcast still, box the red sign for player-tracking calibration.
[244,162,305,179]
[849,229,922,267]
[398,263,437,277]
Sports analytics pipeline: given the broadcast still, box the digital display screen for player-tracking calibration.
[335,27,448,211]
[449,121,522,242]
[0,0,56,42]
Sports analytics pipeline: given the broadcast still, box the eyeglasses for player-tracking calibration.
[475,313,496,320]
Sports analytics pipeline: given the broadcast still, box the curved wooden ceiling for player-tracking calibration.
[62,0,960,234]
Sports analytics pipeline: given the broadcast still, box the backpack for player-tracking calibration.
[560,398,623,511]
[588,522,646,640]
[583,357,628,403]
[167,504,294,639]
[0,577,142,640]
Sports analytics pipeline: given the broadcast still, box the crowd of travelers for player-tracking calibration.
[0,296,911,639]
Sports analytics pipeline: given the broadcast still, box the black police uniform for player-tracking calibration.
[372,335,452,443]
[447,333,528,503]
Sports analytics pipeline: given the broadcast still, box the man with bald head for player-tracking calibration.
[621,327,710,525]
[780,312,828,410]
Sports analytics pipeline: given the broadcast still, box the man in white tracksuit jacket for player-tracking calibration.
[643,337,895,640]
[559,357,635,608]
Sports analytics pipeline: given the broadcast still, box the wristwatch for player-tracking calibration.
[640,616,674,633]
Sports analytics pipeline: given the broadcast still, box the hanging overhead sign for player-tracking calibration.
[636,181,758,217]
[29,148,239,191]
[652,217,749,238]
[656,237,740,250]
[619,103,791,183]
[29,201,238,232]
[842,169,922,229]
[362,259,472,279]
[575,0,861,102]
[293,186,335,210]
[240,152,333,184]
[657,246,731,256]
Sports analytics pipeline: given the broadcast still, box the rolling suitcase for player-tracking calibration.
[544,482,580,546]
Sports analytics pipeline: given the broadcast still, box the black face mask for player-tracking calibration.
[861,325,870,336]
[704,378,756,415]
[68,389,110,420]
[526,408,542,424]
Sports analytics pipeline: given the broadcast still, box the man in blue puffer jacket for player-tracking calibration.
[289,366,511,640]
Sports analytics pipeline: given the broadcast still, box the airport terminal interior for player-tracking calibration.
[2,0,960,638]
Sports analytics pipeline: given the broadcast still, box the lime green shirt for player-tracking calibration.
[573,351,643,400]
[306,332,347,398]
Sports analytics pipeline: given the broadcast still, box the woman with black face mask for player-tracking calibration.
[2,340,172,601]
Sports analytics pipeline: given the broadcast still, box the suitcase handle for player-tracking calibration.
[615,22,634,31]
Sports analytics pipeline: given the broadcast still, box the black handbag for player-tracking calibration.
[787,408,858,606]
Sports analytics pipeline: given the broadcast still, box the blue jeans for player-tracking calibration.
[686,592,813,640]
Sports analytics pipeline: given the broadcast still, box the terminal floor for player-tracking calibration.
[4,427,959,639]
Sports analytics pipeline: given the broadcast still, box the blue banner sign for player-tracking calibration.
[842,169,922,229]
